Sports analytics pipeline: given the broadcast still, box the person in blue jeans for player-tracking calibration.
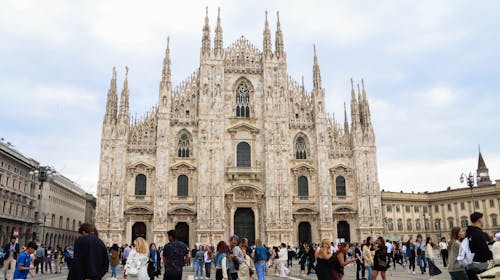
[13,241,37,280]
[253,239,270,280]
[195,245,205,279]
[415,234,427,274]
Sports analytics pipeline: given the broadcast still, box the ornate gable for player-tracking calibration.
[227,123,260,134]
[224,36,262,74]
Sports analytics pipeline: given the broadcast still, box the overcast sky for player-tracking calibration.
[1,0,499,194]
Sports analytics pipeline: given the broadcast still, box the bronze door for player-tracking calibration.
[234,208,255,245]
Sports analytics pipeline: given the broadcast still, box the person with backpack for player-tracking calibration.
[406,239,417,275]
[465,212,493,280]
[237,246,255,280]
[253,239,270,280]
[448,227,468,280]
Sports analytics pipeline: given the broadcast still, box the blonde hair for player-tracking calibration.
[134,237,148,254]
[321,239,331,250]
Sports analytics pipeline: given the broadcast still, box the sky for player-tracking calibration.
[0,0,499,195]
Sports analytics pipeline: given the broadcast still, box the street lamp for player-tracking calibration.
[460,172,480,210]
[29,166,56,244]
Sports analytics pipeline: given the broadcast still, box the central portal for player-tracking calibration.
[234,208,255,245]
[132,222,146,244]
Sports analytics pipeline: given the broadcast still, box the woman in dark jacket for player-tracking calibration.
[147,243,161,280]
[373,237,388,280]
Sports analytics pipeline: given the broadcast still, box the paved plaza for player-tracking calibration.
[0,258,450,280]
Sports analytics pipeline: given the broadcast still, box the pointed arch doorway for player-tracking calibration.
[175,222,190,248]
[337,221,350,242]
[234,208,255,245]
[132,222,146,243]
[298,222,312,244]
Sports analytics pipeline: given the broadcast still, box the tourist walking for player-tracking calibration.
[373,237,388,280]
[123,244,132,279]
[448,227,468,280]
[278,243,289,276]
[465,212,493,280]
[45,246,53,273]
[68,223,109,279]
[126,237,149,280]
[492,232,500,266]
[363,237,374,280]
[331,242,356,280]
[194,245,205,279]
[110,244,120,278]
[297,242,308,275]
[162,229,189,280]
[13,241,37,280]
[215,241,229,280]
[34,244,46,274]
[407,239,417,274]
[439,237,449,268]
[3,236,20,280]
[228,235,244,280]
[415,234,427,274]
[147,243,161,280]
[425,237,442,280]
[315,239,334,280]
[237,246,256,280]
[204,245,213,279]
[355,242,366,280]
[253,239,269,280]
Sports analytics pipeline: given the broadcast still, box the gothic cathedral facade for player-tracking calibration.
[95,10,383,247]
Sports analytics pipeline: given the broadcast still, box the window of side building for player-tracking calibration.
[406,205,410,213]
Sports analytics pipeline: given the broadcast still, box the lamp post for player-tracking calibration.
[460,172,479,210]
[29,166,56,244]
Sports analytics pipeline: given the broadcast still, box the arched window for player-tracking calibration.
[237,142,251,167]
[397,219,403,231]
[135,174,147,195]
[235,82,250,118]
[434,219,441,231]
[460,216,468,228]
[424,218,430,231]
[178,133,190,157]
[177,175,188,197]
[387,219,394,231]
[415,219,421,231]
[295,137,307,159]
[406,219,412,231]
[447,217,454,229]
[336,176,346,196]
[298,176,309,197]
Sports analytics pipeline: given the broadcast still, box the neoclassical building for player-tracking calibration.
[381,152,499,241]
[95,9,383,247]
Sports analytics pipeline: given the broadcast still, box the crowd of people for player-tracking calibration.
[1,210,499,280]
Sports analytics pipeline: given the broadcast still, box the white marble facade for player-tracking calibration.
[95,9,383,247]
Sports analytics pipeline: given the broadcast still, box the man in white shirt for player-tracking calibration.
[278,243,289,277]
[386,240,393,269]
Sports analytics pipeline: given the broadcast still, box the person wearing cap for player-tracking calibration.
[492,232,500,266]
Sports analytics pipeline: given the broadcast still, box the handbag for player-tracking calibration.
[126,256,140,276]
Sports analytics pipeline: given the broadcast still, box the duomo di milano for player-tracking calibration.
[96,9,384,247]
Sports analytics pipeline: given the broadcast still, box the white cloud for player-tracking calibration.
[379,153,500,192]
[418,86,458,107]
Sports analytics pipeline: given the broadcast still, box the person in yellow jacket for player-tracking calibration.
[363,237,374,280]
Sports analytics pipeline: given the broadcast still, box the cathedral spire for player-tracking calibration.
[161,36,171,87]
[350,78,359,127]
[104,66,118,124]
[312,45,322,90]
[344,102,349,134]
[201,7,211,58]
[118,66,130,124]
[361,79,372,125]
[263,11,272,59]
[214,7,224,57]
[275,11,284,59]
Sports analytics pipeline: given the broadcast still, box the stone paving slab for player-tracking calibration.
[0,259,451,280]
